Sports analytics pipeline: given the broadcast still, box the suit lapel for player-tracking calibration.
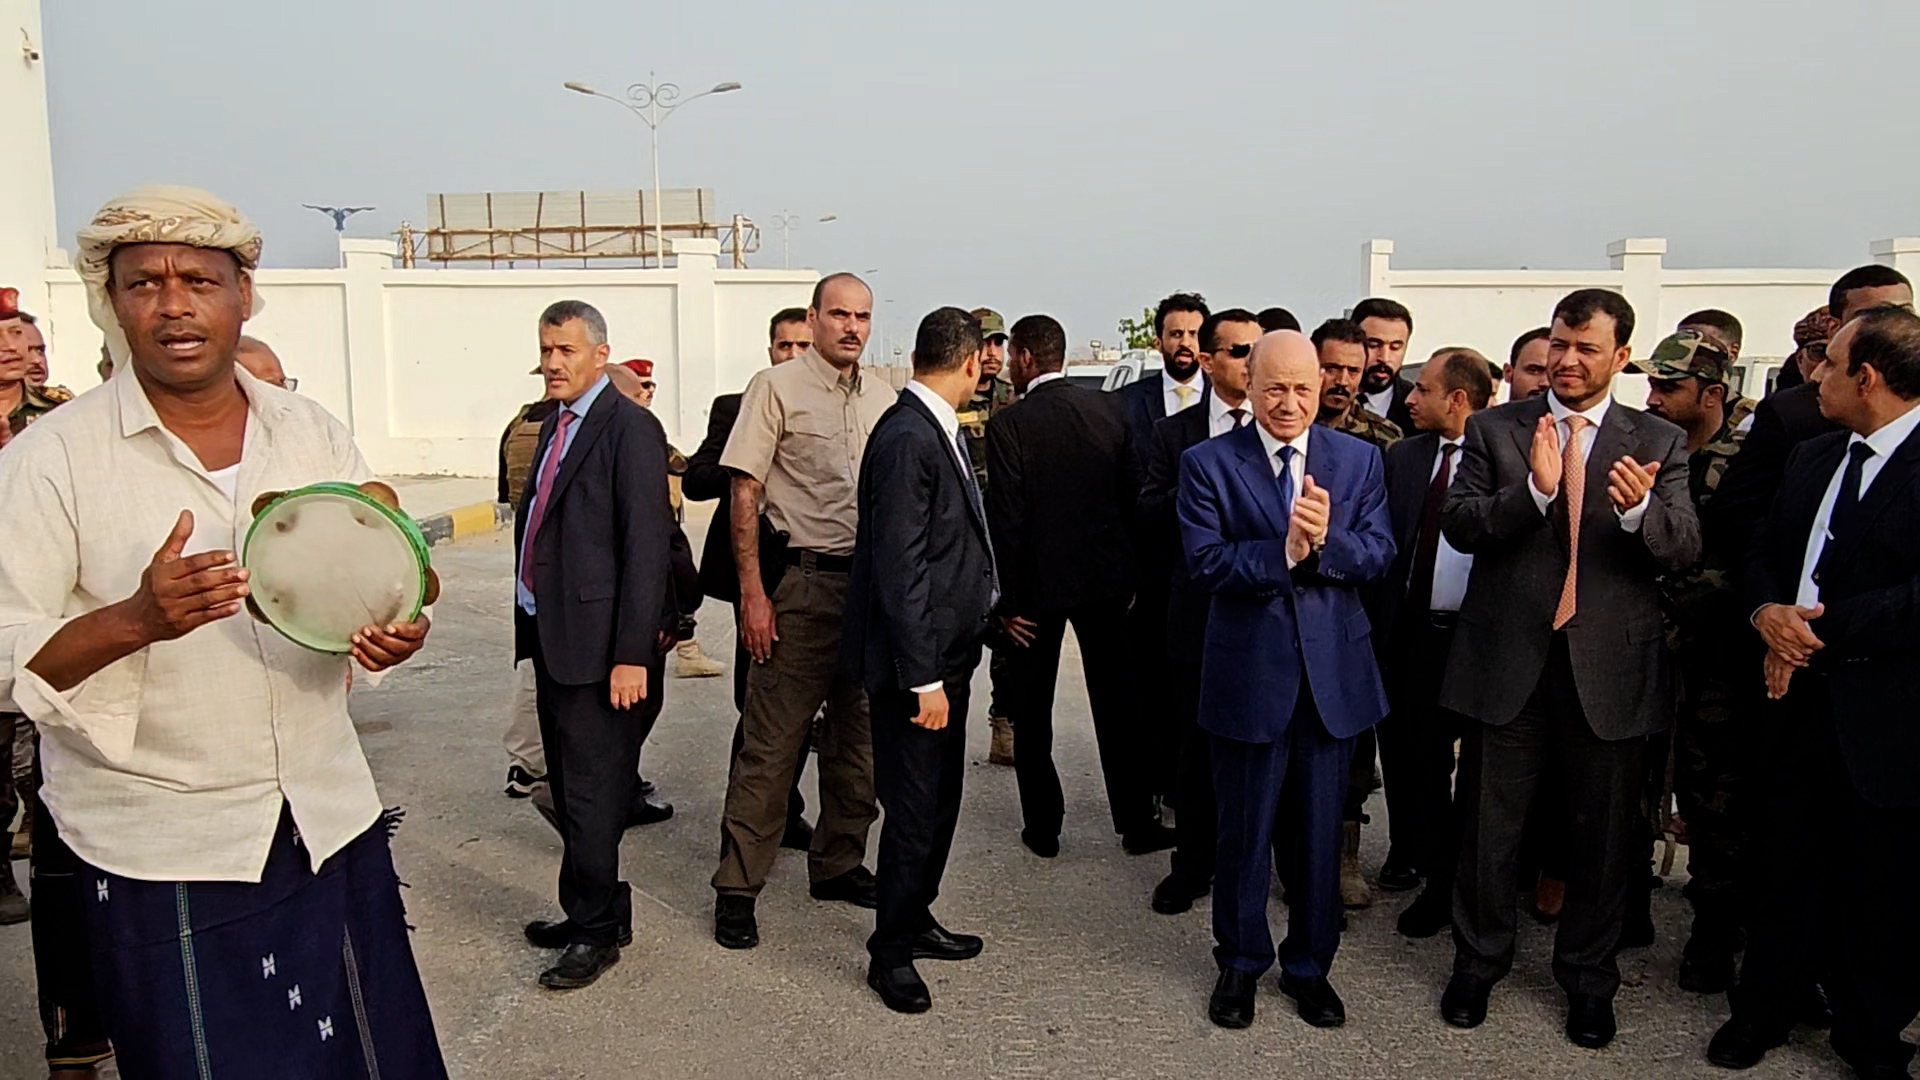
[1304,428,1345,507]
[899,389,990,543]
[1583,404,1634,523]
[1822,423,1920,571]
[1505,395,1551,461]
[1228,424,1290,536]
[1394,433,1439,550]
[542,385,617,521]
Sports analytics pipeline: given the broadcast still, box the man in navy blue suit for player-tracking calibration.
[1177,330,1395,1031]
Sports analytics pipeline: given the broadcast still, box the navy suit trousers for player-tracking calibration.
[1210,687,1355,979]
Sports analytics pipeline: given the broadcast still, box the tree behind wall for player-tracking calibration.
[1118,306,1156,350]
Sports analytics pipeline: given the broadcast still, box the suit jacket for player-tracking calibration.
[1177,423,1396,743]
[1371,431,1445,642]
[685,392,744,604]
[1703,382,1839,558]
[1438,396,1701,737]
[1746,425,1920,808]
[843,390,997,692]
[514,388,673,686]
[1378,374,1416,436]
[1117,371,1206,471]
[1141,402,1212,662]
[985,377,1140,617]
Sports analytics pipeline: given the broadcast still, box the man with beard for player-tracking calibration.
[1353,297,1417,434]
[1774,308,1841,393]
[1118,292,1210,469]
[1506,328,1552,402]
[963,308,1018,767]
[1636,330,1757,994]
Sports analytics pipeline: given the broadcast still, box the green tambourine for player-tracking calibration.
[242,481,439,654]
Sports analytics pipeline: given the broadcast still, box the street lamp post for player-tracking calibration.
[564,75,741,267]
[768,212,838,269]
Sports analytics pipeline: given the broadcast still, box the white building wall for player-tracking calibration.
[1,0,59,318]
[38,238,815,476]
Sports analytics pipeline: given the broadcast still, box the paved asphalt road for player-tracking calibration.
[0,528,1873,1079]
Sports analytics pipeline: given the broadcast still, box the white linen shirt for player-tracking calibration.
[0,365,383,882]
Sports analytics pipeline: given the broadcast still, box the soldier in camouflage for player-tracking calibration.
[967,308,1019,766]
[1639,329,1757,993]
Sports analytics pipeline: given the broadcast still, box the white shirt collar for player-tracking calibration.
[1854,399,1920,459]
[1254,420,1311,462]
[1439,432,1466,449]
[1027,371,1066,391]
[906,379,961,441]
[1546,392,1612,429]
[1207,390,1247,423]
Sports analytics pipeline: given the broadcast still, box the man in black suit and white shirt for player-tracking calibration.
[1138,307,1263,913]
[987,314,1171,857]
[1708,305,1920,1076]
[1352,297,1417,436]
[1372,348,1494,939]
[515,300,674,990]
[1437,289,1700,1049]
[844,307,999,1014]
[1118,292,1211,468]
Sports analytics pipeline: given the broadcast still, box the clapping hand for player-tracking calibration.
[1286,475,1331,564]
[1607,456,1659,512]
[1529,416,1563,498]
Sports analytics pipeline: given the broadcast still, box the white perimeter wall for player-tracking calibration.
[38,238,815,476]
[1364,237,1920,405]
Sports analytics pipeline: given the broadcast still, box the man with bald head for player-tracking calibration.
[1177,330,1395,1031]
[233,335,293,390]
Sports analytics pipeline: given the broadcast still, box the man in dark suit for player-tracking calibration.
[1352,297,1417,435]
[1178,330,1395,1030]
[684,306,813,849]
[1139,307,1263,914]
[515,300,673,990]
[1372,348,1494,937]
[1115,292,1210,815]
[1707,266,1912,549]
[1708,306,1920,1076]
[1438,289,1700,1049]
[987,314,1170,856]
[844,307,998,1014]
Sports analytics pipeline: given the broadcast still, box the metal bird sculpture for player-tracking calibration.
[304,204,376,233]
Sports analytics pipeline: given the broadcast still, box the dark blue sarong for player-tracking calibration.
[76,806,448,1080]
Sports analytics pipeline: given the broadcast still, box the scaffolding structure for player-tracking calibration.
[408,190,761,268]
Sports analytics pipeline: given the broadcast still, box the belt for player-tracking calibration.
[1427,610,1459,630]
[784,548,853,574]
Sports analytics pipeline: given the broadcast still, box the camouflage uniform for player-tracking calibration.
[957,376,1015,490]
[7,382,68,436]
[1641,332,1758,959]
[1319,401,1403,452]
[970,308,1020,764]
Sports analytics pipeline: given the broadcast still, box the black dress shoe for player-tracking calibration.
[1706,1014,1788,1070]
[1396,888,1451,939]
[626,794,674,828]
[714,894,759,950]
[810,865,878,908]
[1618,914,1657,950]
[868,960,932,1013]
[1832,1033,1918,1080]
[910,924,982,962]
[1208,969,1258,1029]
[524,918,632,950]
[1122,823,1177,855]
[538,943,620,990]
[1565,993,1617,1049]
[1798,982,1833,1030]
[1280,972,1347,1028]
[1021,829,1059,859]
[1151,872,1210,915]
[1441,973,1493,1028]
[1677,938,1736,995]
[780,816,814,851]
[1376,860,1423,892]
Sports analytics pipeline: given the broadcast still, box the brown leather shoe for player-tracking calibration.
[1532,875,1566,923]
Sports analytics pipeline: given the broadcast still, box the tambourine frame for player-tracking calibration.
[241,481,431,654]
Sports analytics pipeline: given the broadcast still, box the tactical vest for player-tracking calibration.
[501,406,548,508]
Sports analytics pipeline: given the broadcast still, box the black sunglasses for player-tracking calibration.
[1218,343,1253,359]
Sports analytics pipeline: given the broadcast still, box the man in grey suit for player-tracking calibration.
[1437,289,1701,1050]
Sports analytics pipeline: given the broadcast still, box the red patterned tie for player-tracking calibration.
[1551,416,1588,630]
[518,409,576,595]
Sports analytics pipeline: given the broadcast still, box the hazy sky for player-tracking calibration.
[42,0,1920,352]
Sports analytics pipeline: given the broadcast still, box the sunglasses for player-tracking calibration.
[1211,343,1254,360]
[640,381,656,391]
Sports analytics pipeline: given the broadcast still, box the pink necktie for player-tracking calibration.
[518,409,576,595]
[1551,416,1589,630]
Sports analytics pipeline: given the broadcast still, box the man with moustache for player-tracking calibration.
[962,308,1018,767]
[1439,289,1699,1050]
[844,307,998,1014]
[1506,327,1552,402]
[1773,308,1841,393]
[1353,297,1417,434]
[1139,308,1264,914]
[1374,348,1495,938]
[1178,330,1394,1030]
[1118,292,1211,467]
[1311,316,1398,906]
[713,274,893,949]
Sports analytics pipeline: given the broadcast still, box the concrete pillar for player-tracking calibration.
[1607,238,1667,360]
[1870,237,1920,283]
[669,238,721,445]
[0,0,59,316]
[338,238,396,461]
[1362,239,1394,297]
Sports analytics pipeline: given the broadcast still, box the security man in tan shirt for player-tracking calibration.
[711,272,894,949]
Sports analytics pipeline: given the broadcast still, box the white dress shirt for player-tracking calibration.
[1529,394,1650,532]
[1164,371,1203,416]
[1427,436,1474,612]
[904,380,970,696]
[1795,402,1920,608]
[1207,391,1252,438]
[0,366,384,882]
[1361,387,1396,422]
[1026,370,1066,392]
[1253,423,1312,567]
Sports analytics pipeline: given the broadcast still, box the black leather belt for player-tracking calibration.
[1428,610,1459,630]
[784,548,853,574]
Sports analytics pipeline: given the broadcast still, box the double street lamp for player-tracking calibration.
[563,75,742,267]
[769,212,837,269]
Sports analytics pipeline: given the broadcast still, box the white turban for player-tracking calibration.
[74,185,265,362]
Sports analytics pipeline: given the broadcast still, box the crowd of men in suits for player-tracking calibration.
[499,263,1920,1077]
